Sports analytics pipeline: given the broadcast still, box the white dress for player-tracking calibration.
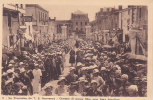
[32,69,42,94]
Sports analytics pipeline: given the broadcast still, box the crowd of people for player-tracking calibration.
[2,38,147,97]
[2,40,71,95]
[42,39,147,96]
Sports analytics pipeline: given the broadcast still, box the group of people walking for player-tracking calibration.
[42,39,147,96]
[2,40,70,95]
[2,38,147,96]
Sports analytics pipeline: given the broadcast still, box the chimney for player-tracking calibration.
[119,5,122,10]
[107,8,109,12]
[100,8,103,12]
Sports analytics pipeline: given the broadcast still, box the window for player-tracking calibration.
[39,12,40,21]
[128,9,130,15]
[76,22,78,25]
[29,25,31,36]
[81,22,82,26]
[139,8,142,19]
[21,4,23,9]
[85,22,87,25]
[8,14,11,27]
[76,28,78,31]
[41,12,42,21]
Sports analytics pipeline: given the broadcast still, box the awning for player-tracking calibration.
[123,53,147,61]
[103,45,113,48]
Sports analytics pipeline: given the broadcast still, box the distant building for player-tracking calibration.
[25,4,49,46]
[95,7,120,31]
[71,10,89,38]
[55,20,71,40]
[91,5,148,56]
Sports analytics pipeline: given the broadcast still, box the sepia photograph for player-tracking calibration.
[1,4,148,97]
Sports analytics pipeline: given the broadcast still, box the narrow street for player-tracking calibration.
[39,51,71,95]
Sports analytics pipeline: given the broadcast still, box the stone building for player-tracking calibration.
[71,10,89,38]
[91,5,148,55]
[25,4,49,46]
[55,20,71,40]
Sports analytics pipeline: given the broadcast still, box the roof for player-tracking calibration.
[26,4,48,13]
[73,10,86,15]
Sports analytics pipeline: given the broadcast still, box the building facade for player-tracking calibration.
[55,20,71,40]
[25,4,49,46]
[3,4,26,52]
[90,5,148,55]
[71,10,89,38]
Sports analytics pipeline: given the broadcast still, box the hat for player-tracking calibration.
[78,77,87,83]
[13,56,18,60]
[127,85,138,92]
[15,82,24,86]
[9,60,15,64]
[22,51,28,55]
[7,68,14,73]
[20,68,25,73]
[69,84,77,90]
[34,63,39,67]
[121,74,128,80]
[5,79,12,85]
[77,62,83,66]
[141,76,147,82]
[2,72,7,76]
[70,67,75,71]
[104,56,107,59]
[93,69,99,73]
[44,83,53,90]
[8,64,13,67]
[81,67,87,71]
[133,77,140,81]
[101,67,106,71]
[19,62,24,65]
[114,65,121,70]
[57,77,66,85]
[22,86,27,89]
[91,80,98,84]
[115,70,121,75]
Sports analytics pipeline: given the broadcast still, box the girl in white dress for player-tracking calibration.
[32,64,42,94]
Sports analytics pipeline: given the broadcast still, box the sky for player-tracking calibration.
[40,5,115,21]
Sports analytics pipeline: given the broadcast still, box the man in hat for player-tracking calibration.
[119,74,131,96]
[19,67,33,95]
[126,85,138,96]
[76,77,88,96]
[68,84,81,96]
[92,69,105,90]
[44,85,53,96]
[55,77,68,96]
[86,80,102,96]
[65,67,78,85]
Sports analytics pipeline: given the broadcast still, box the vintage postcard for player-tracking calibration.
[0,0,153,100]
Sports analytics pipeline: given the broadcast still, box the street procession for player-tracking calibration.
[2,4,148,97]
